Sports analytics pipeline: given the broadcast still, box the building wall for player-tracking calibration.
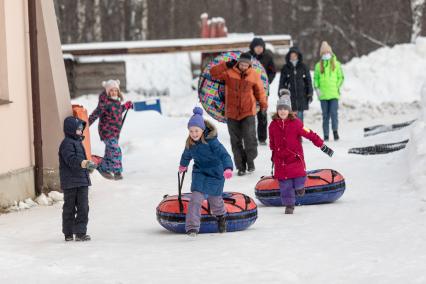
[0,0,35,207]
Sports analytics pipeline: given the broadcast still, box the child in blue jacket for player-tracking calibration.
[179,107,234,236]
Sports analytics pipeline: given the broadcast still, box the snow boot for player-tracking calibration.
[247,161,255,173]
[97,168,114,180]
[324,136,329,141]
[217,215,227,233]
[75,234,91,242]
[64,235,74,242]
[187,229,198,237]
[237,169,246,176]
[285,206,295,214]
[114,173,123,180]
[333,130,340,141]
[296,188,305,197]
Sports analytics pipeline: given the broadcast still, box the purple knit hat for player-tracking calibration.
[188,107,206,130]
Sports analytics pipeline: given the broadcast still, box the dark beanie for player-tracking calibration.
[238,52,252,64]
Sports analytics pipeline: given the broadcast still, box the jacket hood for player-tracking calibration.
[63,116,86,140]
[250,37,266,55]
[204,120,218,140]
[285,47,303,65]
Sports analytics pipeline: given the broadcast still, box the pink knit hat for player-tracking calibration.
[102,79,120,95]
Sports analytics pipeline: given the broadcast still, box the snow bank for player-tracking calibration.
[343,37,426,104]
[408,82,426,200]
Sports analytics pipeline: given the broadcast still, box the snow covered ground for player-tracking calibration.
[1,40,426,283]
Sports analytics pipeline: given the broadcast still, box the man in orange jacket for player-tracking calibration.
[211,52,268,176]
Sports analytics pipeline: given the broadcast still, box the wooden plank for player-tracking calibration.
[63,35,292,56]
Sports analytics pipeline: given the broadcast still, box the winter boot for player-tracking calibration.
[97,168,114,180]
[296,188,305,197]
[333,130,340,141]
[237,169,246,176]
[285,206,295,214]
[64,235,74,242]
[114,173,123,180]
[75,234,91,242]
[324,136,329,142]
[247,161,255,173]
[217,215,227,233]
[186,229,198,237]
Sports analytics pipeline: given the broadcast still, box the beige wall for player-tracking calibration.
[0,0,35,206]
[0,0,33,174]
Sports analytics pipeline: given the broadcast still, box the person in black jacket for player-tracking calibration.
[59,116,96,242]
[249,37,276,145]
[278,47,313,122]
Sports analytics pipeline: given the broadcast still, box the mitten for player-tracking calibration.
[321,144,334,157]
[124,101,133,110]
[81,160,96,169]
[226,59,237,69]
[86,161,97,171]
[223,169,233,179]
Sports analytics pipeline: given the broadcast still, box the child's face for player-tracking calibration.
[109,88,119,98]
[76,125,83,136]
[189,126,203,141]
[278,108,289,119]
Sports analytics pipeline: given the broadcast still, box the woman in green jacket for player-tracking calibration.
[314,41,344,141]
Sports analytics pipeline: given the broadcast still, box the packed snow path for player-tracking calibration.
[0,110,425,283]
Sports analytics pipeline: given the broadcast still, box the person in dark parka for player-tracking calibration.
[59,116,96,242]
[278,47,313,122]
[250,37,276,145]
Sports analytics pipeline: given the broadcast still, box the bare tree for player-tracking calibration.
[411,0,426,42]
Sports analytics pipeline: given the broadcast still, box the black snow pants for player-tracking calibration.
[227,115,258,171]
[62,186,89,236]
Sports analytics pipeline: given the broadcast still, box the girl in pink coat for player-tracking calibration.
[269,89,334,214]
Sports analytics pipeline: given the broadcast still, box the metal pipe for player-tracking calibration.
[28,0,43,195]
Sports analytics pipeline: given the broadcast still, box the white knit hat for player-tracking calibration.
[320,41,333,56]
[277,89,292,111]
[102,79,120,95]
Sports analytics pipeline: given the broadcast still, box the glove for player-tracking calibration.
[223,169,233,179]
[81,160,97,170]
[307,94,313,104]
[178,165,187,173]
[124,101,133,110]
[321,144,334,157]
[226,59,237,69]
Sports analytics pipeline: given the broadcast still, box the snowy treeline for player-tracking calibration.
[54,0,426,65]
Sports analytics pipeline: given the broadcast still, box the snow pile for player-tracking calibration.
[408,82,426,200]
[343,37,426,104]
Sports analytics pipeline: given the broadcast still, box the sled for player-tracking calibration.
[198,51,269,123]
[348,139,409,155]
[133,99,162,114]
[363,120,416,137]
[156,172,257,234]
[255,169,346,206]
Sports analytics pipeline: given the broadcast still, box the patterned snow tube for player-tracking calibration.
[198,51,269,123]
[156,192,257,234]
[255,169,346,206]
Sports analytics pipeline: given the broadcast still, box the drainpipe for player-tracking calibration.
[28,0,43,196]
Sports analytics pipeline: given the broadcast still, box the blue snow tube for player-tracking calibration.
[255,169,346,206]
[156,192,257,234]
